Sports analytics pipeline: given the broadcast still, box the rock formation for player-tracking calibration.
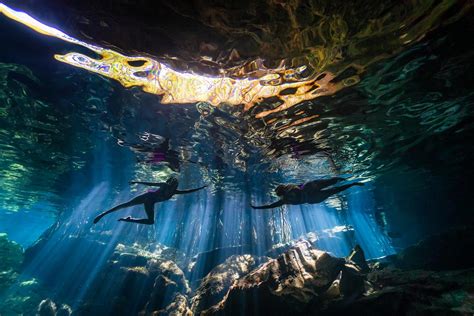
[378,226,474,271]
[0,233,23,294]
[202,227,474,315]
[6,227,474,315]
[191,254,268,314]
[77,244,191,315]
[206,240,347,315]
[36,299,72,316]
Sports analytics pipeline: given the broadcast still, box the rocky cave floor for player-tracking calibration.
[2,227,474,316]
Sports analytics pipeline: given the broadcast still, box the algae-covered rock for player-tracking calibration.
[0,278,48,315]
[0,233,23,270]
[0,233,23,293]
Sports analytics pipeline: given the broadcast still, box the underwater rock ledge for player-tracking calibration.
[0,233,23,294]
[207,228,474,316]
[8,226,474,315]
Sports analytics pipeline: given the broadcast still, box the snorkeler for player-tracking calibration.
[93,177,206,225]
[251,177,364,209]
[136,138,202,172]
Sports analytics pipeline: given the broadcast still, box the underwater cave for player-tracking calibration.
[1,1,474,315]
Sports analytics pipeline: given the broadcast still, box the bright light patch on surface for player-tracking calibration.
[0,2,358,118]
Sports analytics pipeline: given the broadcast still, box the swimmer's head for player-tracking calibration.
[166,177,179,190]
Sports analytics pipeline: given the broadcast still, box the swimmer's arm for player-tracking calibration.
[175,185,207,194]
[129,181,166,187]
[250,200,285,209]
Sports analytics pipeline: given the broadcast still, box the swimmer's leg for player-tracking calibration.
[305,177,345,191]
[119,202,155,225]
[93,195,146,224]
[320,182,364,199]
[317,177,345,188]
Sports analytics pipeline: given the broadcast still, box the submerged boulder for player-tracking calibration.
[395,226,474,271]
[372,226,474,271]
[37,299,56,316]
[347,244,369,273]
[78,243,191,316]
[36,299,72,316]
[21,226,474,315]
[0,233,23,295]
[149,293,193,316]
[339,263,366,299]
[141,259,191,315]
[323,227,474,315]
[0,277,51,315]
[56,304,73,316]
[323,268,474,315]
[208,240,346,315]
[0,233,23,272]
[191,254,268,314]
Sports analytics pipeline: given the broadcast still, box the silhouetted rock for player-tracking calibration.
[339,263,365,299]
[23,222,60,269]
[374,226,474,271]
[397,226,474,270]
[191,254,268,314]
[322,228,474,315]
[323,268,474,315]
[347,244,369,273]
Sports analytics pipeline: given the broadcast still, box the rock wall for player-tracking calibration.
[7,226,474,315]
[0,233,23,294]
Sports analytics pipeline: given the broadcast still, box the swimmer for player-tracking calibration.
[93,177,206,225]
[251,177,364,209]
